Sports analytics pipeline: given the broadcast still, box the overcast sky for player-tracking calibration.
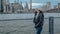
[9,0,60,8]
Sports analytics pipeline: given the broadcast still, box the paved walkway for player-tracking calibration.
[0,18,60,34]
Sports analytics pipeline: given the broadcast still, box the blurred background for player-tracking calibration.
[0,0,60,13]
[0,0,60,34]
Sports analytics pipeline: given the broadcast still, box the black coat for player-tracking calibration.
[33,13,44,28]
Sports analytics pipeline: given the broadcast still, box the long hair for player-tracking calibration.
[38,10,44,17]
[39,10,43,13]
[39,10,43,14]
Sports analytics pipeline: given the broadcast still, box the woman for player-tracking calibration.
[33,9,44,34]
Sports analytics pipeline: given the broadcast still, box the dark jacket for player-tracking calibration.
[33,12,44,28]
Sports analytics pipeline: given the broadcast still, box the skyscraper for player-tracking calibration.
[6,0,9,4]
[42,2,51,11]
[2,0,6,6]
[2,0,7,13]
[58,3,60,12]
[0,0,3,13]
[0,0,1,12]
[30,0,32,11]
[24,2,29,12]
[46,2,51,10]
[54,5,57,8]
[58,3,60,8]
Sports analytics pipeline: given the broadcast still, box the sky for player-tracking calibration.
[9,0,60,8]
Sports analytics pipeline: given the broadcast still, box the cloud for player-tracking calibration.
[32,3,45,6]
[9,0,60,9]
[22,3,45,8]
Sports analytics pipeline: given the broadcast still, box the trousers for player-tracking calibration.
[36,26,42,34]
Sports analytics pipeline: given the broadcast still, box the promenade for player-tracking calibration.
[0,18,60,34]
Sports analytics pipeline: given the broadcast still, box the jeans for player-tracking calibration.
[36,26,42,34]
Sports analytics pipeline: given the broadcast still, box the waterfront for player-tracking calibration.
[0,13,60,20]
[0,18,60,34]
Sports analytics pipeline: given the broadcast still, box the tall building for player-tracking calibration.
[20,1,23,10]
[10,3,14,13]
[2,0,7,13]
[0,0,2,12]
[6,0,9,4]
[54,5,57,8]
[58,3,60,12]
[46,2,51,10]
[42,5,47,11]
[42,2,51,11]
[0,0,1,10]
[6,0,10,12]
[14,0,20,12]
[9,1,24,13]
[58,3,60,8]
[2,0,6,6]
[24,2,29,12]
[30,0,32,11]
[0,0,3,13]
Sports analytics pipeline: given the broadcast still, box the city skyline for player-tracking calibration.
[9,0,60,8]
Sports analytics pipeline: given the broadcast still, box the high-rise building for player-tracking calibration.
[9,0,19,13]
[10,3,14,13]
[2,0,7,13]
[2,0,6,6]
[58,3,60,8]
[0,0,4,13]
[58,3,60,12]
[19,1,24,13]
[24,2,29,12]
[6,0,10,12]
[46,2,51,10]
[9,1,24,13]
[30,0,32,11]
[6,0,9,4]
[54,5,57,8]
[20,1,23,10]
[42,2,51,12]
[0,0,1,10]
